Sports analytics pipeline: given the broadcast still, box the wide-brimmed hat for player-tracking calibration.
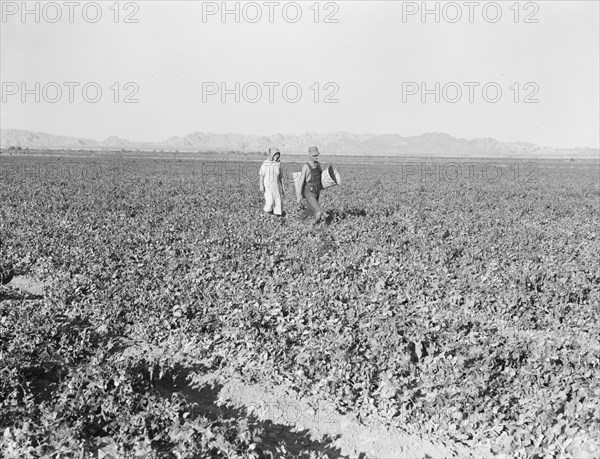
[308,146,320,158]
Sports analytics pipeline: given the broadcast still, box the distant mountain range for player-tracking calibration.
[1,129,598,158]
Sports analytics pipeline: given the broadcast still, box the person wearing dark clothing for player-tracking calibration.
[295,146,323,223]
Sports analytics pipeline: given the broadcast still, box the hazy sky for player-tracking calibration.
[1,0,599,148]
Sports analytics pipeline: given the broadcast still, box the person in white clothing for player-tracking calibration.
[259,147,284,216]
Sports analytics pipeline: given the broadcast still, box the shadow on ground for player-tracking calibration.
[324,208,367,225]
[154,365,347,458]
[0,287,43,302]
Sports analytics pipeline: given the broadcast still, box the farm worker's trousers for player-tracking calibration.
[300,185,322,222]
[264,182,283,215]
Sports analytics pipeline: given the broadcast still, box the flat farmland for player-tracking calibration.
[1,154,599,458]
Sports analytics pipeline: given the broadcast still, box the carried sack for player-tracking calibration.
[321,165,341,189]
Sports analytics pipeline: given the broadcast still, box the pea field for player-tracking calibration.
[1,153,599,458]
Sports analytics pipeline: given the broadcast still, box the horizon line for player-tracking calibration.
[1,127,598,151]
